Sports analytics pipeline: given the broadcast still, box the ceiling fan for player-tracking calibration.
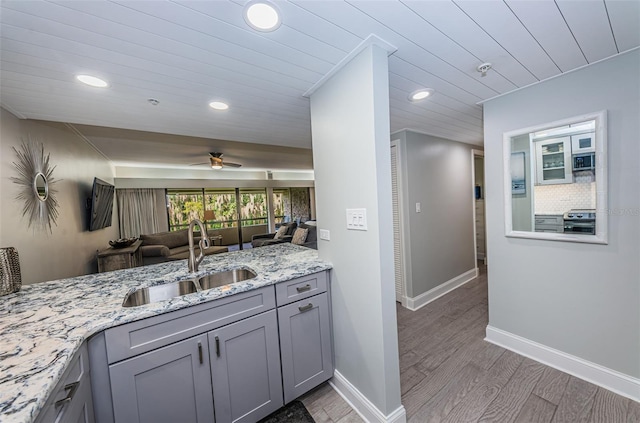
[190,152,242,169]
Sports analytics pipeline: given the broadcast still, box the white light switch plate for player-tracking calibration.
[416,202,421,213]
[319,229,330,240]
[346,208,367,231]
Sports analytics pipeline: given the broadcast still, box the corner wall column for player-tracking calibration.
[309,43,404,420]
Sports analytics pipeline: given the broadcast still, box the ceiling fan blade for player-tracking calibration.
[223,162,242,168]
[189,162,209,166]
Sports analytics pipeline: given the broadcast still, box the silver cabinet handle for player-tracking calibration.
[298,303,313,312]
[296,284,311,293]
[55,381,80,408]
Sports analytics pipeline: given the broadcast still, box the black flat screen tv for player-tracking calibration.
[88,178,115,231]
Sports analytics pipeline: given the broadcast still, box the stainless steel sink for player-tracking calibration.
[196,268,257,290]
[122,268,257,307]
[122,279,199,307]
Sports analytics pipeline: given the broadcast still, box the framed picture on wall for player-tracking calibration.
[511,152,526,195]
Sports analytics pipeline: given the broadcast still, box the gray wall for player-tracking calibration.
[310,45,402,416]
[511,134,533,232]
[484,50,640,378]
[0,109,119,284]
[397,130,477,298]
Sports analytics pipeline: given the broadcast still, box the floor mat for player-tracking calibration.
[258,401,315,423]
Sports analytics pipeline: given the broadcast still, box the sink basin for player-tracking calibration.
[122,268,257,307]
[196,268,257,290]
[122,279,199,307]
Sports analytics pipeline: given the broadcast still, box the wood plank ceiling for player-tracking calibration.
[0,0,638,169]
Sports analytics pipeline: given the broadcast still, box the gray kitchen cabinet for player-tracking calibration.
[88,274,332,423]
[534,137,572,185]
[108,334,214,423]
[534,214,564,233]
[278,292,333,404]
[208,309,283,423]
[36,343,95,423]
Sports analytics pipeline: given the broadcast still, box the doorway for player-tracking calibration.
[472,150,486,265]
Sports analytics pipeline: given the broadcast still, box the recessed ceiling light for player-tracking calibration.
[409,89,434,102]
[76,74,109,88]
[209,101,229,111]
[244,1,281,32]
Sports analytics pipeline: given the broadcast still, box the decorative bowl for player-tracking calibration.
[109,238,137,249]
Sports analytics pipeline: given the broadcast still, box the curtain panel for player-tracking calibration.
[116,188,160,238]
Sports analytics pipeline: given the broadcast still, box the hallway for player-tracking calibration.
[302,266,639,422]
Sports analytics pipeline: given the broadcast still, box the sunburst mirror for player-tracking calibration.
[11,137,60,232]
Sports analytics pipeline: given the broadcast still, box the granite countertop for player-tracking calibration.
[0,243,331,423]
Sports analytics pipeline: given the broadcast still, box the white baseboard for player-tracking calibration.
[405,268,478,311]
[485,326,640,402]
[329,370,407,423]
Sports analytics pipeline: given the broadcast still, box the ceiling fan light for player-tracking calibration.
[244,1,281,32]
[210,157,223,169]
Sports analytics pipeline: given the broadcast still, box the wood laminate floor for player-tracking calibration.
[301,265,639,422]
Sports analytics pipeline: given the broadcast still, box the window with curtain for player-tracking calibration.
[116,188,160,238]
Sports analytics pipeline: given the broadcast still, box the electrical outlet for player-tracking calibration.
[319,229,330,240]
[346,208,367,231]
[416,202,421,213]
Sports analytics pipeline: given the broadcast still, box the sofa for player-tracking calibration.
[296,222,317,249]
[251,222,317,249]
[140,229,229,265]
[251,222,297,248]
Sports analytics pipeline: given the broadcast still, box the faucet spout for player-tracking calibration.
[188,219,210,272]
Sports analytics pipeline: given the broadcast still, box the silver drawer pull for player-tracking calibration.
[55,381,80,408]
[298,303,313,312]
[296,284,311,293]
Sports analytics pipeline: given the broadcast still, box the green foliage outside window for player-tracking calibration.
[273,189,291,224]
[166,193,204,231]
[167,189,270,231]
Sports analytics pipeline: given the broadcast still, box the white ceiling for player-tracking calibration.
[1,0,638,171]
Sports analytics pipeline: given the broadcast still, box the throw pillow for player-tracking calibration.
[273,225,289,240]
[291,228,309,245]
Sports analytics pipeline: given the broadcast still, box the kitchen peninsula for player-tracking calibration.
[0,243,332,423]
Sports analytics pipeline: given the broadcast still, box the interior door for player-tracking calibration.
[391,142,405,303]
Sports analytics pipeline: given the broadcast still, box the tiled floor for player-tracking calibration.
[300,264,639,422]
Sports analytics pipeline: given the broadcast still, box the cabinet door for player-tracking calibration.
[109,334,214,423]
[209,310,283,423]
[59,384,95,423]
[278,292,333,404]
[535,137,572,185]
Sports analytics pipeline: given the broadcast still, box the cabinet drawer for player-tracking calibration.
[534,215,563,225]
[275,272,328,306]
[35,344,92,423]
[105,286,275,363]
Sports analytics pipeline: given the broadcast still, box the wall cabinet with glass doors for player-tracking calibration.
[534,137,572,185]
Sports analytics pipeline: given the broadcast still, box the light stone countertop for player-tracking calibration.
[0,243,331,423]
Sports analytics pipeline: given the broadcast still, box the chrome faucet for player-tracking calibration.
[188,219,210,272]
